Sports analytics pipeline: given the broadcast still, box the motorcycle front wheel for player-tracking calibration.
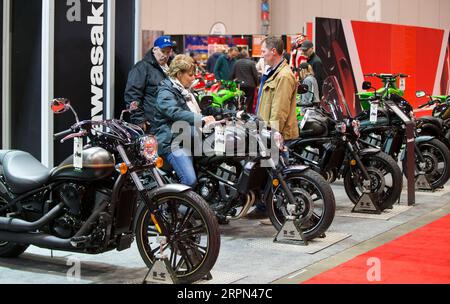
[402,138,450,189]
[267,169,336,241]
[344,151,402,210]
[135,190,220,284]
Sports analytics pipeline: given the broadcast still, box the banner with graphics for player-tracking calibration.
[54,0,108,164]
[315,17,450,117]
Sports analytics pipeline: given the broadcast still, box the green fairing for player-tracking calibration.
[358,87,405,110]
[201,80,244,108]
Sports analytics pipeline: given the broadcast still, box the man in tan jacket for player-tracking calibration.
[256,36,299,140]
[246,36,299,221]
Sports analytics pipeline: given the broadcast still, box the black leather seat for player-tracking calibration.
[418,116,443,129]
[0,150,51,194]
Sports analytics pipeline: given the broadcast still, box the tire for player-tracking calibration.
[266,169,336,241]
[0,196,29,258]
[403,138,450,189]
[135,190,220,284]
[344,152,402,211]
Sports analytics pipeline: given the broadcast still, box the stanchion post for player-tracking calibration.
[384,100,416,206]
[405,121,416,206]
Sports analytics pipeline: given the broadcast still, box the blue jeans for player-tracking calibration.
[165,149,197,188]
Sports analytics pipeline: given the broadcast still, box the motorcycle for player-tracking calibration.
[357,73,409,111]
[0,99,220,284]
[414,90,450,148]
[357,76,450,190]
[194,78,246,111]
[152,108,336,241]
[415,91,450,119]
[288,76,403,211]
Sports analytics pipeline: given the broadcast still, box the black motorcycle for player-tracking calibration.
[154,109,336,241]
[0,99,220,284]
[414,90,450,149]
[289,76,403,211]
[357,83,450,190]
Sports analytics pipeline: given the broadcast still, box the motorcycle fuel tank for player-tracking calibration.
[51,147,115,181]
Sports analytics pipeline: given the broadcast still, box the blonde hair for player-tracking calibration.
[168,55,195,78]
[299,64,315,81]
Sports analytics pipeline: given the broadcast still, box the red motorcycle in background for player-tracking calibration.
[290,34,309,80]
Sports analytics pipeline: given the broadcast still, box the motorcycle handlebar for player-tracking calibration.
[53,128,73,140]
[418,101,433,109]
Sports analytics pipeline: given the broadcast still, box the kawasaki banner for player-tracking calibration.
[54,0,108,164]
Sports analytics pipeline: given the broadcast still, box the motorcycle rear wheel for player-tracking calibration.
[0,196,29,258]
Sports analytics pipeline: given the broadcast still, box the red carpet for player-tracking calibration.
[304,214,450,284]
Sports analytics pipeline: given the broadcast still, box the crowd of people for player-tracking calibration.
[124,35,325,222]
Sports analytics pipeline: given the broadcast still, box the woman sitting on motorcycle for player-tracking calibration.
[153,55,215,188]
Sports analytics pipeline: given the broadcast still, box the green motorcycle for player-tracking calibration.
[356,75,450,189]
[357,73,409,111]
[416,91,450,119]
[197,80,245,111]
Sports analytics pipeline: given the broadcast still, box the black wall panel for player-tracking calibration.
[10,0,42,159]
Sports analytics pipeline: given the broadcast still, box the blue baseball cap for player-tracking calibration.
[154,35,173,49]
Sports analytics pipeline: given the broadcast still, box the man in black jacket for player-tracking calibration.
[124,35,173,131]
[230,50,260,113]
[301,40,326,98]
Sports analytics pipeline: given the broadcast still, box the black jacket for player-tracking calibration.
[308,53,326,97]
[124,48,167,125]
[230,58,260,88]
[153,78,203,156]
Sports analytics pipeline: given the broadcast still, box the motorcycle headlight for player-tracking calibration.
[273,131,284,151]
[352,120,361,138]
[140,135,158,162]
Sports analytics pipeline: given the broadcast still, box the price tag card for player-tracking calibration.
[214,125,225,155]
[73,137,83,170]
[399,77,406,91]
[370,103,378,124]
[300,111,310,130]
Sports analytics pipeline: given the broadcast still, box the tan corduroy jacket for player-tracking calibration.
[257,60,299,140]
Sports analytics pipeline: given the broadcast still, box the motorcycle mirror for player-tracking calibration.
[120,101,139,120]
[362,81,372,90]
[51,98,80,123]
[297,84,309,95]
[416,91,427,98]
[51,98,71,114]
[129,101,139,111]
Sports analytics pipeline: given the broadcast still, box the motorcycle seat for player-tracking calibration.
[0,150,51,194]
[418,116,443,129]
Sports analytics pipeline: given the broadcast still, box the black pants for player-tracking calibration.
[241,86,256,114]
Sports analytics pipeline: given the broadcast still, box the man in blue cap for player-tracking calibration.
[124,35,173,131]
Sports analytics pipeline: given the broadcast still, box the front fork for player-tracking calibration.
[346,141,372,182]
[265,156,298,206]
[117,145,171,237]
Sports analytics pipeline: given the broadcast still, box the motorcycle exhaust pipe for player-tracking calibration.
[0,231,73,250]
[0,203,65,232]
[229,191,256,220]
